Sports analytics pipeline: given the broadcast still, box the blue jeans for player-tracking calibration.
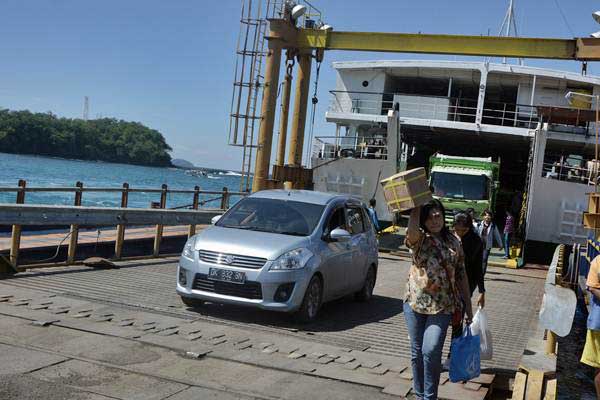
[404,302,452,400]
[504,232,511,258]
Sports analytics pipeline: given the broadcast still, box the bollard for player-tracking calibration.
[114,183,129,259]
[9,180,26,268]
[188,186,200,238]
[153,184,167,257]
[220,187,230,210]
[67,182,83,264]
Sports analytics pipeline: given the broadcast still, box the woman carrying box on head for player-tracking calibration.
[404,199,473,400]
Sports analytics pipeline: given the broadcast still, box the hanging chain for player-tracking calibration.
[305,59,322,166]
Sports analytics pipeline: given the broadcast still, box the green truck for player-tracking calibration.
[428,153,500,220]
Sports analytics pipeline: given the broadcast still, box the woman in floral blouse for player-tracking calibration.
[404,199,473,400]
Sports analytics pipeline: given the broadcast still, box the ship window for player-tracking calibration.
[362,80,369,87]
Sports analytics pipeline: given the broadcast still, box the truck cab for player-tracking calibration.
[429,154,500,221]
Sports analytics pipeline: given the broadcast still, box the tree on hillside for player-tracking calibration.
[0,109,172,167]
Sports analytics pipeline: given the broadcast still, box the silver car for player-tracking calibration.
[176,190,379,322]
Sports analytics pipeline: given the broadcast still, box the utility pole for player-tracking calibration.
[83,96,89,121]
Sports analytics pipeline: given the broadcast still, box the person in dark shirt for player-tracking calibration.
[444,212,486,369]
[453,213,485,307]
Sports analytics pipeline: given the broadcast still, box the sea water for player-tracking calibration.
[0,152,244,209]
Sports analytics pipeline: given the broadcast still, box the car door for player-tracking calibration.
[319,206,353,300]
[344,204,369,293]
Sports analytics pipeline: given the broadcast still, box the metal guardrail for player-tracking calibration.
[328,90,542,130]
[0,180,248,272]
[312,135,388,160]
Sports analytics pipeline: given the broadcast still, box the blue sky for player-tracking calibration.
[1,0,599,170]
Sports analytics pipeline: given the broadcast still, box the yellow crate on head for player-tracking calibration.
[380,167,433,213]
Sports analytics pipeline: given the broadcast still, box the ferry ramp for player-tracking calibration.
[0,254,546,372]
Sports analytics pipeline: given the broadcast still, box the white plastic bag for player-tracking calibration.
[471,307,493,360]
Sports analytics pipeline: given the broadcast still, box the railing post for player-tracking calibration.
[220,187,230,210]
[545,330,557,355]
[153,184,167,257]
[188,185,200,238]
[67,181,83,264]
[9,179,26,268]
[114,183,129,259]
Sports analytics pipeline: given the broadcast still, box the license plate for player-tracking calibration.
[208,268,246,284]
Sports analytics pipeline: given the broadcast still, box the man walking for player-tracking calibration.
[367,198,380,232]
[475,210,503,274]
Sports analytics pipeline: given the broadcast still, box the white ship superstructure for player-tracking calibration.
[312,60,600,248]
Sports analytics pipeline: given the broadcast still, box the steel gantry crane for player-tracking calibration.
[250,4,600,192]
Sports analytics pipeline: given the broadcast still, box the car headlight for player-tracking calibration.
[182,238,196,259]
[269,248,313,271]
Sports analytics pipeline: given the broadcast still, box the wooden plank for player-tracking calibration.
[543,379,556,400]
[525,370,544,400]
[512,372,527,400]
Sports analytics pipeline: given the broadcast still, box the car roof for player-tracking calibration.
[249,190,362,206]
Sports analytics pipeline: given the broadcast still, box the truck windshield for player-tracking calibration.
[430,172,489,201]
[216,197,325,236]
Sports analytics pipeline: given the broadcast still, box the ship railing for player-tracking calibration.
[542,161,600,185]
[328,90,542,130]
[267,0,322,28]
[311,136,388,160]
[0,181,247,273]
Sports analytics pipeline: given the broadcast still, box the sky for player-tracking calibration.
[1,0,599,170]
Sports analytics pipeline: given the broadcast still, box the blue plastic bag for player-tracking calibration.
[588,294,600,331]
[449,326,481,383]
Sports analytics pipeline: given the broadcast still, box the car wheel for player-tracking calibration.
[296,275,322,323]
[355,266,376,302]
[180,296,204,308]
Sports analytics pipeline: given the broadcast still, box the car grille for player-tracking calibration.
[192,274,263,300]
[198,249,267,269]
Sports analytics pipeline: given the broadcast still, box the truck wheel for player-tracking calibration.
[180,296,204,308]
[296,276,322,323]
[355,266,376,302]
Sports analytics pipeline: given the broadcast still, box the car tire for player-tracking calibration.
[355,266,376,302]
[296,275,323,323]
[180,296,204,308]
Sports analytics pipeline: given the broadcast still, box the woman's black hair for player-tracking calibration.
[419,199,452,241]
[453,212,474,230]
[482,209,493,218]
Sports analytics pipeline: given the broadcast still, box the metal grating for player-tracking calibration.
[198,249,266,269]
[192,273,263,300]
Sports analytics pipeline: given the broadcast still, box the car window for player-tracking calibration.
[325,207,347,235]
[346,206,365,235]
[217,197,324,236]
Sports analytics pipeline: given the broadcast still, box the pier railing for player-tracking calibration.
[0,181,248,272]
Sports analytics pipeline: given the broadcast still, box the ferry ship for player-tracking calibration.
[311,60,600,260]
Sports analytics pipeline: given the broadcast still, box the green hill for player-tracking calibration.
[0,109,172,167]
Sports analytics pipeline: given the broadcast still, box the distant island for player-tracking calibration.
[171,158,195,169]
[0,109,172,167]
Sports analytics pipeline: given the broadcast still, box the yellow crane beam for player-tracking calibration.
[293,30,600,61]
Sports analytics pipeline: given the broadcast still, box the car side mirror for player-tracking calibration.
[330,228,351,242]
[211,215,222,225]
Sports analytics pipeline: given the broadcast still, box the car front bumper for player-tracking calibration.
[176,254,310,313]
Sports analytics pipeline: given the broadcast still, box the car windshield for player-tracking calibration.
[430,172,489,201]
[216,197,325,236]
